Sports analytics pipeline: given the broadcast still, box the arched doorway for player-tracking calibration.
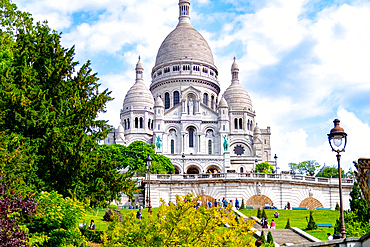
[173,166,180,174]
[200,195,215,207]
[206,165,220,173]
[299,198,323,210]
[246,195,273,209]
[186,165,200,174]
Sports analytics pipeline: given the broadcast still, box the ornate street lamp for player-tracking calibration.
[274,154,278,173]
[182,153,185,175]
[328,119,347,238]
[146,154,153,215]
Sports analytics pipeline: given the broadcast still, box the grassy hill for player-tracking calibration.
[82,207,339,241]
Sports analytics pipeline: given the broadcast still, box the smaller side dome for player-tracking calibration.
[254,124,261,134]
[136,56,143,70]
[219,96,228,108]
[231,57,239,71]
[155,96,164,108]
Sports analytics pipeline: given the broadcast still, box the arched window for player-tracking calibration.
[203,93,208,106]
[211,95,214,110]
[135,118,138,128]
[223,125,225,131]
[171,140,175,154]
[189,128,194,148]
[124,120,127,130]
[264,139,267,144]
[248,120,250,130]
[148,119,151,129]
[239,118,243,129]
[127,119,130,129]
[208,140,212,154]
[240,167,244,173]
[165,92,170,109]
[151,121,153,130]
[173,91,180,106]
[234,118,238,129]
[139,117,143,128]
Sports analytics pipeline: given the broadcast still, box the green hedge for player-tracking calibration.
[80,227,104,243]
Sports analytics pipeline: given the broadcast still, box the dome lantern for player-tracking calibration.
[179,0,190,24]
[136,56,144,81]
[231,57,239,81]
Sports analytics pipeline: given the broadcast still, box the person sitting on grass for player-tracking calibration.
[327,233,333,240]
[136,209,142,220]
[89,219,95,230]
[274,211,279,218]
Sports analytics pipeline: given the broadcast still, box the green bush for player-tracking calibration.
[27,191,87,247]
[108,204,118,209]
[285,219,291,229]
[240,198,245,210]
[257,208,262,219]
[335,202,340,211]
[306,211,318,230]
[267,231,274,244]
[80,226,104,243]
[262,209,267,219]
[258,230,266,243]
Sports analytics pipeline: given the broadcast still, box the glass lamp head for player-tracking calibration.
[328,119,347,152]
[146,154,152,170]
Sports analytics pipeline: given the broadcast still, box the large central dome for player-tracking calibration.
[155,22,215,67]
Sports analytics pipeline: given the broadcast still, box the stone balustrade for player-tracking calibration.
[144,173,354,185]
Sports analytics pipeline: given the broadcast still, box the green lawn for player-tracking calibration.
[239,208,339,241]
[81,207,339,241]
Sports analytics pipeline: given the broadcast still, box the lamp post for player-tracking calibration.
[146,154,153,215]
[182,153,185,175]
[274,154,278,173]
[328,119,347,238]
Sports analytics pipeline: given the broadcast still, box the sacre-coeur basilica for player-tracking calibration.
[105,0,272,175]
[104,0,353,209]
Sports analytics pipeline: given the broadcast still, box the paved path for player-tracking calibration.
[233,208,320,245]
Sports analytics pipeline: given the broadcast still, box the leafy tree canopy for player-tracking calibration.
[102,194,255,246]
[316,166,345,178]
[256,162,274,173]
[288,160,320,176]
[0,0,141,206]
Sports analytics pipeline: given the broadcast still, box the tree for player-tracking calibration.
[0,180,36,246]
[335,202,340,211]
[262,209,267,219]
[0,0,141,206]
[258,230,266,244]
[334,182,370,237]
[101,194,255,246]
[316,166,345,178]
[267,231,274,244]
[285,219,291,229]
[120,141,174,175]
[257,208,262,219]
[240,198,245,210]
[256,162,273,173]
[306,211,318,230]
[289,161,320,176]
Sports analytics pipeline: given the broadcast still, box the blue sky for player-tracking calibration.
[16,0,370,172]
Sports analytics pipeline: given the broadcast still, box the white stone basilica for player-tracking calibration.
[105,0,273,174]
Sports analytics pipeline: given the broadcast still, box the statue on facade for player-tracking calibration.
[188,98,194,115]
[156,135,162,151]
[223,135,229,151]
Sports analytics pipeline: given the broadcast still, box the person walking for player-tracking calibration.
[89,219,95,230]
[235,198,240,209]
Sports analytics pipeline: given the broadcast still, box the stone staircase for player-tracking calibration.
[233,208,321,246]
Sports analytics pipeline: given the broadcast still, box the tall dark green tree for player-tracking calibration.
[316,166,345,178]
[0,0,141,205]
